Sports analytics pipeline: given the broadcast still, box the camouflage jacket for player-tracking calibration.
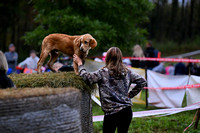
[78,65,147,115]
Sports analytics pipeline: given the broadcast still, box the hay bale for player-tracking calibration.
[80,90,93,133]
[9,72,93,93]
[7,72,94,133]
[0,87,82,133]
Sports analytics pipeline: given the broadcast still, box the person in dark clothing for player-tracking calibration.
[103,106,132,133]
[52,62,74,72]
[4,43,18,73]
[175,62,187,75]
[144,41,159,69]
[58,65,74,72]
[0,51,15,89]
[196,65,200,76]
[186,57,200,76]
[73,47,146,133]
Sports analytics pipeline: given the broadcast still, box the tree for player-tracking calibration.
[188,0,195,38]
[0,0,36,61]
[180,0,185,41]
[168,0,178,40]
[23,0,153,55]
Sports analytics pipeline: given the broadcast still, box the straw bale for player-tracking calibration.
[0,87,82,133]
[9,72,94,93]
[4,72,94,133]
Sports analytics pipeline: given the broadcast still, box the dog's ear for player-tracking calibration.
[74,36,83,47]
[90,38,97,49]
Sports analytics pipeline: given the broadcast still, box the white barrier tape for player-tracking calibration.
[93,102,200,122]
[91,95,101,106]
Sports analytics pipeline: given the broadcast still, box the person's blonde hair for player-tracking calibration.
[105,47,127,77]
[133,44,145,57]
[0,51,8,74]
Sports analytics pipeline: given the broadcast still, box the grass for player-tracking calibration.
[153,39,200,57]
[92,91,200,133]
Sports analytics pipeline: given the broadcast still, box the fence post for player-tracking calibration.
[194,108,200,129]
[145,65,148,108]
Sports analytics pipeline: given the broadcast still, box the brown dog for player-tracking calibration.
[37,33,97,74]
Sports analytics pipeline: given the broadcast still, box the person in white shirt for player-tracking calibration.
[18,50,39,70]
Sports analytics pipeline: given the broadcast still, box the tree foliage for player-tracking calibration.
[1,0,200,59]
[0,0,35,60]
[23,0,153,55]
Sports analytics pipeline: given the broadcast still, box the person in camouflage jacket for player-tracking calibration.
[73,47,146,133]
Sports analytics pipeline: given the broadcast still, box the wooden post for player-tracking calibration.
[194,108,200,129]
[145,65,148,108]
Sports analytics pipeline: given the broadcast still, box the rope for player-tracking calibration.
[183,110,198,132]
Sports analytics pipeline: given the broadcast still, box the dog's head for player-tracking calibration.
[76,34,97,53]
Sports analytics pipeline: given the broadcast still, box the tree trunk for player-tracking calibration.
[169,0,178,40]
[11,18,16,43]
[188,0,195,38]
[180,0,185,41]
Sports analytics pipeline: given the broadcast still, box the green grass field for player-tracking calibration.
[92,91,200,133]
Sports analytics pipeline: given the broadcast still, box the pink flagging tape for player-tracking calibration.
[123,57,200,63]
[183,110,198,132]
[90,56,200,63]
[93,102,200,122]
[144,84,200,90]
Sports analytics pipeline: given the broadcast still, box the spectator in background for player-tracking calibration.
[152,62,166,74]
[131,44,145,68]
[186,57,199,75]
[123,59,132,67]
[52,62,74,72]
[94,52,107,62]
[196,64,200,76]
[94,58,103,62]
[144,41,159,69]
[18,50,39,70]
[59,65,74,72]
[102,52,107,62]
[174,57,187,75]
[165,64,175,75]
[53,62,63,72]
[0,51,15,89]
[58,54,72,65]
[5,43,18,73]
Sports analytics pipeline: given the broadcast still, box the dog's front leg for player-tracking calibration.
[73,61,79,75]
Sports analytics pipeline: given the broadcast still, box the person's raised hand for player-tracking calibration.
[73,54,83,66]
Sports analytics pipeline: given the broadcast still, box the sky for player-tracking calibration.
[149,0,190,6]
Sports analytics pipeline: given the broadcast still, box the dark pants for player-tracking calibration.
[103,106,132,133]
